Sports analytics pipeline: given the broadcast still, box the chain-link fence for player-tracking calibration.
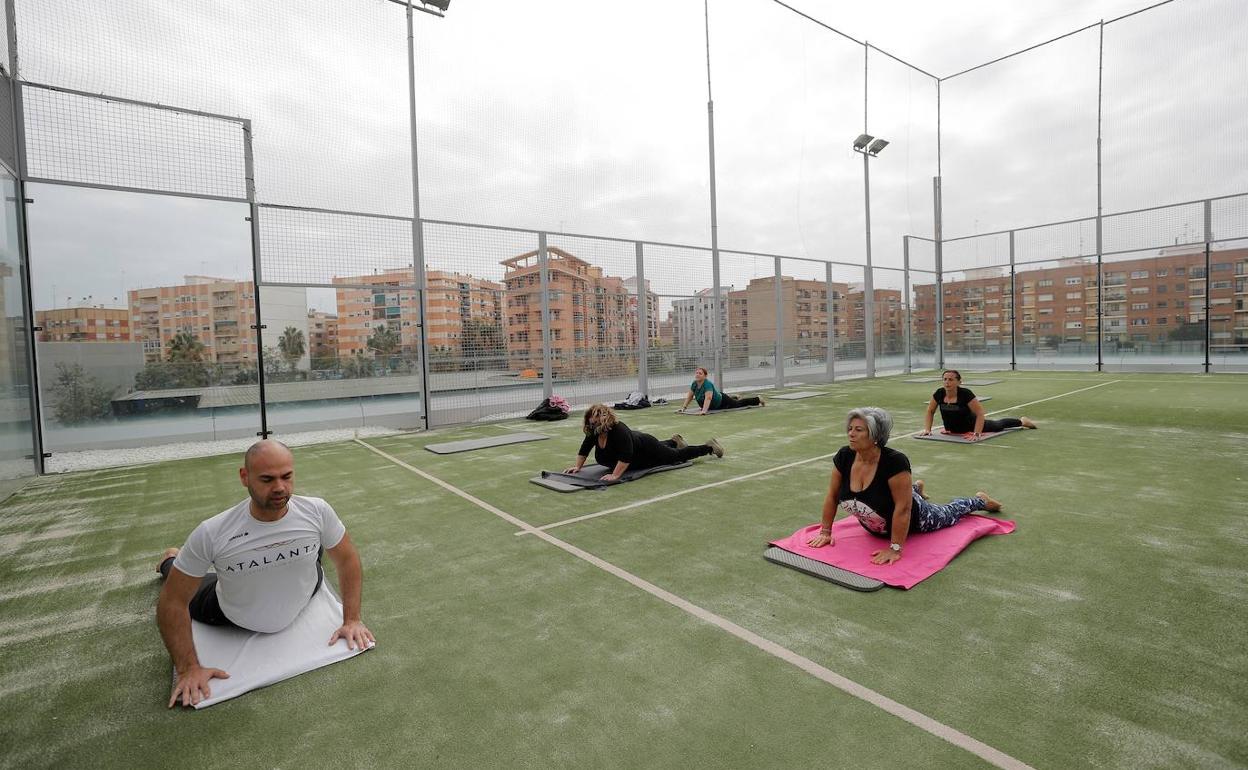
[5,0,1247,466]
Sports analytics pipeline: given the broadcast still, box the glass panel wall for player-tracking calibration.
[0,168,35,494]
[28,185,260,466]
[643,244,714,401]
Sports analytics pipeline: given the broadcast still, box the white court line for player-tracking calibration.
[354,438,1034,770]
[524,379,1120,534]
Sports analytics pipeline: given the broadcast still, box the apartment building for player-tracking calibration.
[721,276,904,362]
[36,305,132,343]
[672,286,731,351]
[307,311,338,362]
[913,247,1248,349]
[333,268,503,360]
[500,247,643,372]
[129,277,308,368]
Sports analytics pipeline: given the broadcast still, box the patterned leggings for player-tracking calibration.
[910,484,988,533]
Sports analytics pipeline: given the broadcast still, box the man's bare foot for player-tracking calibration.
[915,479,928,499]
[976,491,1003,513]
[156,547,179,574]
[1021,417,1037,429]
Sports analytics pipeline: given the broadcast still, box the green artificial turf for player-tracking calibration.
[1,372,1245,768]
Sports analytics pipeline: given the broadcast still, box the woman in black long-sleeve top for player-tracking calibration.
[565,404,724,482]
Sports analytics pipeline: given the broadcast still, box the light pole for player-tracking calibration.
[852,134,888,377]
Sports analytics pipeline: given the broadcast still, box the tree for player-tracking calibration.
[277,326,306,372]
[164,330,210,387]
[461,320,506,370]
[342,353,375,379]
[367,324,402,374]
[428,345,456,373]
[367,324,401,356]
[1168,322,1205,342]
[51,362,114,424]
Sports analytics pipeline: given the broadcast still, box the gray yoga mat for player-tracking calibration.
[426,432,549,454]
[678,404,764,415]
[763,546,885,592]
[912,426,1023,444]
[530,461,693,492]
[771,391,827,400]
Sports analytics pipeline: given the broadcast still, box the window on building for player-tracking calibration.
[1065,277,1082,285]
[1038,279,1053,288]
[1066,291,1082,299]
[1130,270,1149,279]
[1131,302,1149,310]
[1130,287,1149,295]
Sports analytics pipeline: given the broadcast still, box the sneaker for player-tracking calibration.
[706,438,724,458]
[670,434,688,449]
[1021,417,1037,429]
[759,397,767,407]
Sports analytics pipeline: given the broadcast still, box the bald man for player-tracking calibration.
[156,440,374,708]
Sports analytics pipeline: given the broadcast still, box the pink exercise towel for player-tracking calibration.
[770,515,1016,590]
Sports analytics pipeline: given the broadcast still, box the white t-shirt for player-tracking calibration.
[172,495,347,633]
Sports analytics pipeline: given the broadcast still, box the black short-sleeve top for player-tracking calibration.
[833,445,912,537]
[577,422,636,467]
[932,386,979,434]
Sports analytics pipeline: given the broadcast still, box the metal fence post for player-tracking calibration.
[406,0,432,429]
[538,232,553,399]
[635,242,649,396]
[825,261,836,382]
[1203,199,1212,373]
[903,237,912,374]
[862,264,875,377]
[242,119,270,438]
[933,175,944,369]
[1009,230,1017,371]
[774,256,784,390]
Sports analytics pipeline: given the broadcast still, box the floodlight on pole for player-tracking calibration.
[851,132,888,378]
[422,0,450,10]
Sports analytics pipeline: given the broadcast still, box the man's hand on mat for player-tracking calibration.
[169,665,229,708]
[805,532,833,548]
[600,473,621,483]
[870,549,902,565]
[329,620,375,651]
[563,467,581,474]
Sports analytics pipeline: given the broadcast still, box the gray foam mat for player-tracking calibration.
[771,391,827,400]
[903,377,940,383]
[425,432,550,454]
[530,461,693,492]
[678,404,763,415]
[963,379,1002,386]
[912,426,1023,444]
[911,378,1000,386]
[763,546,885,591]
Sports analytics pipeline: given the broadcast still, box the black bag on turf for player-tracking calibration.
[526,398,568,421]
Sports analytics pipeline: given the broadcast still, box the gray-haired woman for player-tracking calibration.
[805,407,1003,565]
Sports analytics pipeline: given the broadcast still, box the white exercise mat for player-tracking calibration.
[177,586,373,709]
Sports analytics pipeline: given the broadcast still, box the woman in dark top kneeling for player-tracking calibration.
[806,407,1003,565]
[921,370,1037,440]
[566,404,725,482]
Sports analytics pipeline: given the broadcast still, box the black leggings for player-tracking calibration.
[981,417,1022,433]
[598,432,713,471]
[159,554,324,628]
[714,394,761,410]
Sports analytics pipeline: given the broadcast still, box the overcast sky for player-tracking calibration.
[10,0,1247,312]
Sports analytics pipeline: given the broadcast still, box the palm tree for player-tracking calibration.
[367,324,402,373]
[277,326,306,372]
[166,330,206,363]
[165,330,210,387]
